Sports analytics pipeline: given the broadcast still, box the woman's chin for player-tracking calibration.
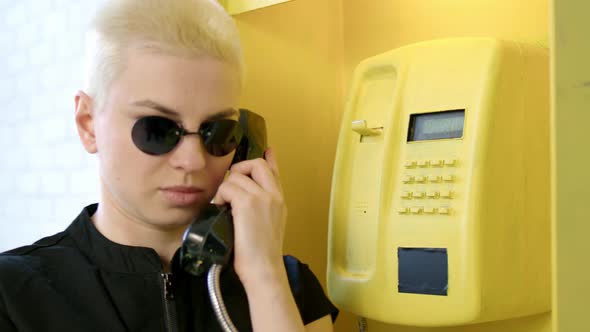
[146,210,197,230]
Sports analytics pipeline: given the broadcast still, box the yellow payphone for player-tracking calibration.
[327,38,550,326]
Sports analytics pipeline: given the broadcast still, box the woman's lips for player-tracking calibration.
[160,186,207,206]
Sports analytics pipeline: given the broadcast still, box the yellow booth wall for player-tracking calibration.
[551,0,590,331]
[233,0,550,331]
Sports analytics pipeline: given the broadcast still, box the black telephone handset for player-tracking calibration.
[180,109,267,277]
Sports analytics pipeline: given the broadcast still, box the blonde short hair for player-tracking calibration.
[85,0,243,109]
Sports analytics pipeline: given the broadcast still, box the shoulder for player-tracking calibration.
[282,255,339,324]
[282,255,324,295]
[0,254,38,278]
[0,229,93,310]
[0,251,45,310]
[283,255,305,293]
[0,230,76,280]
[2,230,68,254]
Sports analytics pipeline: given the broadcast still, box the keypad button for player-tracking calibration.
[440,190,453,199]
[398,207,409,214]
[405,161,416,168]
[439,207,451,215]
[427,191,439,199]
[428,175,441,183]
[401,191,413,199]
[424,207,437,214]
[444,159,457,167]
[410,207,423,214]
[443,175,455,182]
[417,160,429,168]
[402,175,414,184]
[415,176,426,183]
[413,191,425,199]
[430,160,443,167]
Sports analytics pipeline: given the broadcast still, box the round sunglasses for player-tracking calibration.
[131,116,244,156]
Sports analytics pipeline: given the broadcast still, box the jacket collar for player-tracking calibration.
[66,203,165,274]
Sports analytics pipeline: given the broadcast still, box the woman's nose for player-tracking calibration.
[168,134,207,172]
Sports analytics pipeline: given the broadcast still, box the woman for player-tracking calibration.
[0,0,338,331]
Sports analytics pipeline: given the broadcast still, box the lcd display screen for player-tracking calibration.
[407,110,465,141]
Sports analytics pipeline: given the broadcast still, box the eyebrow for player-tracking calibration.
[131,99,239,121]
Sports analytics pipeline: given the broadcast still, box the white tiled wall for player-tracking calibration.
[0,0,104,251]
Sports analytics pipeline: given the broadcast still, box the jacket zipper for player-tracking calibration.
[161,273,178,332]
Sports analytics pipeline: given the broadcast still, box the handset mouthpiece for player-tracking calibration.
[180,204,234,276]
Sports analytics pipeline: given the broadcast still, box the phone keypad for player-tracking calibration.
[410,207,423,214]
[415,176,427,183]
[427,191,439,199]
[398,158,459,216]
[430,160,443,167]
[444,159,457,167]
[424,207,437,214]
[413,191,426,199]
[401,191,413,199]
[428,175,441,183]
[440,190,453,199]
[404,161,417,168]
[439,207,451,215]
[443,175,454,182]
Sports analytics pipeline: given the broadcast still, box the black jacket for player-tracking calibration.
[0,204,338,331]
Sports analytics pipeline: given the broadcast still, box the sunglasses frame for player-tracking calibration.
[131,114,244,157]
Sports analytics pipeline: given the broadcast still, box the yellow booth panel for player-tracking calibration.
[222,0,293,15]
[327,38,550,327]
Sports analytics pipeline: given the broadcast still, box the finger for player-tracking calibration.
[212,180,250,206]
[224,171,266,196]
[263,147,281,178]
[263,147,284,194]
[230,158,280,195]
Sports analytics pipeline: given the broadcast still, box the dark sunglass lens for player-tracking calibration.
[200,119,243,156]
[131,116,181,155]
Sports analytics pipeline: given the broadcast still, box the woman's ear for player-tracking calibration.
[74,91,98,154]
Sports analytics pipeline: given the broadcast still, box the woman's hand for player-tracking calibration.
[212,147,287,286]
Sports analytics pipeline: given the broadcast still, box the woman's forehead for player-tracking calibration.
[128,98,239,121]
[124,47,239,82]
[106,50,241,122]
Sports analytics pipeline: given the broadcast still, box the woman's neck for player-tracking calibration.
[91,201,185,273]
